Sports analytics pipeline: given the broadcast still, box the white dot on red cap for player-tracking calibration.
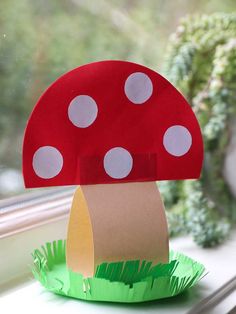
[124,72,153,104]
[68,95,98,128]
[103,147,133,179]
[163,125,192,157]
[33,146,63,179]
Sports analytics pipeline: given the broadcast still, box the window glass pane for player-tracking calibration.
[0,0,234,199]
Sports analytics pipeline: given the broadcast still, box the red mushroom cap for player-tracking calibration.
[23,60,203,188]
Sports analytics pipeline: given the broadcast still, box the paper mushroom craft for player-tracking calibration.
[23,60,205,303]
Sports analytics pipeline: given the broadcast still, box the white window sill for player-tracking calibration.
[0,190,236,313]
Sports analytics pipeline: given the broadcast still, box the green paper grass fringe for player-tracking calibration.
[32,240,206,303]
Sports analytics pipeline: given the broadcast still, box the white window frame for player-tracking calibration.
[0,188,74,285]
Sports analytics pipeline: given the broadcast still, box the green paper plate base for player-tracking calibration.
[32,240,206,303]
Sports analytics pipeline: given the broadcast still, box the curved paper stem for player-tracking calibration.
[66,182,169,277]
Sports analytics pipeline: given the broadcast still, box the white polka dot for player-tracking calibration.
[68,95,98,128]
[104,147,133,179]
[124,72,153,104]
[163,125,192,157]
[33,146,63,179]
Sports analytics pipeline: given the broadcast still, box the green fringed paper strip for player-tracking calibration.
[32,240,206,303]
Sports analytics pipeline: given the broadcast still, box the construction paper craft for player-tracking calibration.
[22,60,205,303]
[32,240,206,303]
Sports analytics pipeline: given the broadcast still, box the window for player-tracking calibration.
[1,1,236,312]
[0,0,235,199]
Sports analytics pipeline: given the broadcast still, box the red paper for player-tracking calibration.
[23,60,203,188]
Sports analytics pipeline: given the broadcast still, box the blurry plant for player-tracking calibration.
[185,181,230,247]
[163,13,236,247]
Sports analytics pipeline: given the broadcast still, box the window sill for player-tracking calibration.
[0,190,236,313]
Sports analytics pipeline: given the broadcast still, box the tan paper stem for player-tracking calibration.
[66,182,169,277]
